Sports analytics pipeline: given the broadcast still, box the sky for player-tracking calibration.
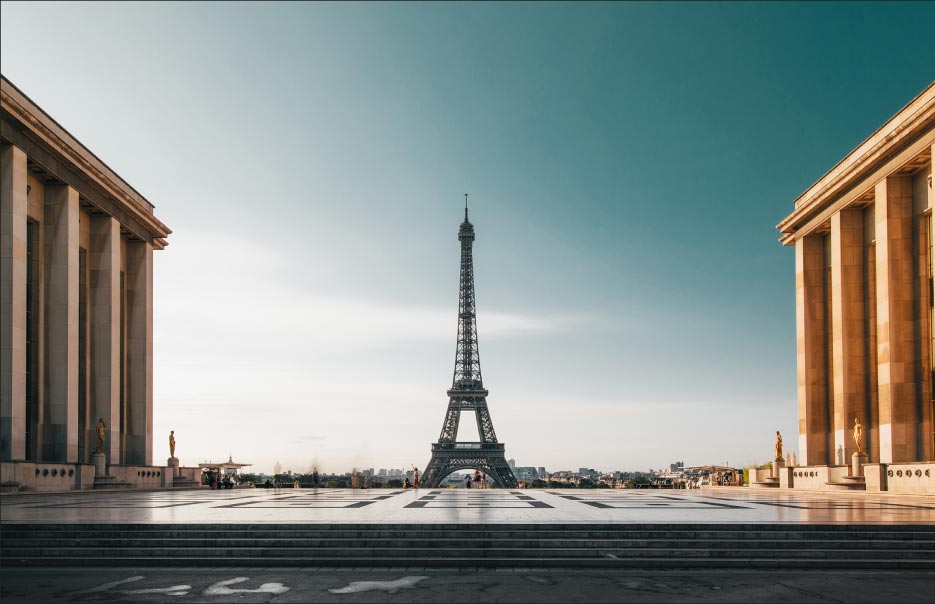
[2,2,933,475]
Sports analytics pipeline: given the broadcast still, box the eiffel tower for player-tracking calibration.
[421,196,518,489]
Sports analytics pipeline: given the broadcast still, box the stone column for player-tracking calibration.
[89,216,121,464]
[926,148,935,462]
[125,240,152,466]
[42,184,80,462]
[796,234,830,466]
[874,175,918,463]
[830,209,866,464]
[0,144,27,460]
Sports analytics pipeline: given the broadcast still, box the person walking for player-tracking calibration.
[465,474,471,489]
[481,470,487,489]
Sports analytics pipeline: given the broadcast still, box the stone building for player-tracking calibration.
[775,81,934,494]
[1,75,172,490]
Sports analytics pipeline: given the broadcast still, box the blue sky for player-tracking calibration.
[2,2,933,473]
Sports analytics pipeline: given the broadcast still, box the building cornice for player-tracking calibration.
[777,81,935,245]
[0,74,170,248]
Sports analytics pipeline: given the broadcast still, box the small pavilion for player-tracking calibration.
[198,454,251,476]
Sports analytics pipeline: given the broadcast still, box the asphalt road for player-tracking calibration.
[2,568,934,603]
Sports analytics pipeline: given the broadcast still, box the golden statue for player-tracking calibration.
[853,418,863,454]
[775,431,783,460]
[169,431,176,458]
[95,418,106,454]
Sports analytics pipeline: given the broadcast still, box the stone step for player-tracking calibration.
[4,546,932,559]
[4,523,931,534]
[1,555,932,570]
[92,477,133,489]
[5,538,935,550]
[5,528,934,541]
[824,482,868,490]
[3,522,929,530]
[171,479,200,488]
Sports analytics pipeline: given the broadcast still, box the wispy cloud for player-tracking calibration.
[155,230,582,353]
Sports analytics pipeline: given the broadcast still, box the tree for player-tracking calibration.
[626,475,651,488]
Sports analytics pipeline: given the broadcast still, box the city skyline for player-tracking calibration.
[2,2,934,474]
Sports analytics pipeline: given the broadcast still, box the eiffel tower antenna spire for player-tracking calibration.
[422,198,518,488]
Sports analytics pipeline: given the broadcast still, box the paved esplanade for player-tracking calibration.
[2,488,933,524]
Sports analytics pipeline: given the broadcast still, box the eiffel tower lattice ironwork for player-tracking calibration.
[421,196,518,489]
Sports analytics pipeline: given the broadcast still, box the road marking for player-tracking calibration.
[204,577,290,595]
[124,585,191,596]
[329,576,429,594]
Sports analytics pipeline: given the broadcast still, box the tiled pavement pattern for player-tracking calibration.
[1,488,933,524]
[406,490,554,508]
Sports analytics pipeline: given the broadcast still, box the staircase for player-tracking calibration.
[752,477,779,488]
[825,475,867,491]
[172,476,200,488]
[92,476,132,490]
[2,523,932,569]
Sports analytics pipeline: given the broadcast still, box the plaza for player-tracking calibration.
[2,488,934,526]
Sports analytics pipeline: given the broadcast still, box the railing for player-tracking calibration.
[433,442,504,451]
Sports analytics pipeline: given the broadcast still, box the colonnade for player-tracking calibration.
[796,166,935,466]
[1,143,153,466]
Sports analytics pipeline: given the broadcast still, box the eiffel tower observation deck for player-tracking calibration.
[421,196,518,488]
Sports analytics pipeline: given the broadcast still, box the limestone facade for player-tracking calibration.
[0,75,170,479]
[777,82,935,493]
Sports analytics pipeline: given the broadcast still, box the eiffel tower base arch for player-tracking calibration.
[422,442,517,488]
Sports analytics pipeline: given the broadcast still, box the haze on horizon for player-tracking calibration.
[2,1,933,474]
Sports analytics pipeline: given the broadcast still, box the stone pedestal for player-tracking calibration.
[91,452,107,478]
[772,457,785,478]
[167,457,179,478]
[778,466,795,489]
[851,452,869,477]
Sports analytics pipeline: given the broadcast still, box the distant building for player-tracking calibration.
[1,75,171,492]
[776,82,934,494]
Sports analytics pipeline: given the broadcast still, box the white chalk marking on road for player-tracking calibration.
[124,585,192,596]
[329,576,430,595]
[70,576,145,594]
[204,577,290,595]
